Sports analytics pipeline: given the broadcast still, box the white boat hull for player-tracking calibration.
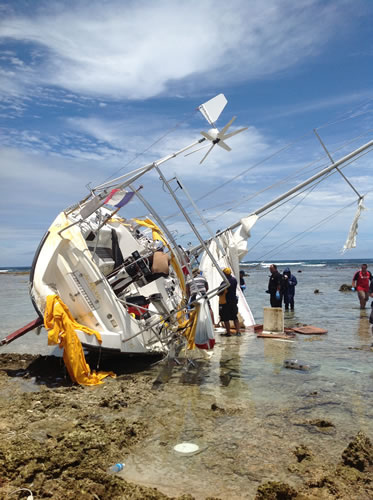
[30,210,183,355]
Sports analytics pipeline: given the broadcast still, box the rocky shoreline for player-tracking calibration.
[1,353,373,499]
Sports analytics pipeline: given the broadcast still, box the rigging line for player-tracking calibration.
[175,149,372,243]
[253,148,373,221]
[173,170,342,241]
[256,199,358,262]
[205,159,330,223]
[196,99,373,205]
[163,104,373,223]
[257,184,373,260]
[97,109,198,187]
[246,182,319,254]
[161,131,316,222]
[315,97,373,131]
[162,126,373,227]
[198,128,373,217]
[205,141,373,223]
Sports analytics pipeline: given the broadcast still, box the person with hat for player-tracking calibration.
[218,267,240,337]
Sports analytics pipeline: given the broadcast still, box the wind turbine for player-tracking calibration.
[197,94,248,164]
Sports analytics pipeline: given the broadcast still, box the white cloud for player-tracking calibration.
[0,0,357,100]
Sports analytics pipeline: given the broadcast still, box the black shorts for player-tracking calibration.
[220,302,238,322]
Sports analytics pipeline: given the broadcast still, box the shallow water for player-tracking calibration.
[1,260,373,498]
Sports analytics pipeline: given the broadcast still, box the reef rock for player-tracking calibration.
[339,284,353,292]
[341,431,373,471]
[255,481,297,499]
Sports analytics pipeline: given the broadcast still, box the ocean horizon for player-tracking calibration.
[2,257,373,273]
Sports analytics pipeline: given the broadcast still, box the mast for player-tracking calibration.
[191,139,373,254]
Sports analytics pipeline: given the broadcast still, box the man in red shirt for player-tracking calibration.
[352,264,372,309]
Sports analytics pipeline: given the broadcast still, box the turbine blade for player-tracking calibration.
[198,94,227,125]
[200,131,215,141]
[221,127,248,140]
[217,140,232,152]
[219,116,237,137]
[200,144,215,164]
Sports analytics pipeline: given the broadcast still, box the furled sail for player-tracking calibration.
[200,215,257,327]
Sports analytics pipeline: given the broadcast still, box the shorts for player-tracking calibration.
[220,302,238,322]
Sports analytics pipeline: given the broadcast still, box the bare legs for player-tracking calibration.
[358,290,368,309]
[224,319,241,336]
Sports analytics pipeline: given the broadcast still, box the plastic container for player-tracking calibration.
[107,463,125,474]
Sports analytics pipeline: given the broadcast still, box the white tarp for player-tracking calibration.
[341,197,365,253]
[199,215,257,327]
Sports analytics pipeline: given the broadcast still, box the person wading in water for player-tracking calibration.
[352,263,372,309]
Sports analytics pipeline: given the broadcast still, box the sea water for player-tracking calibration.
[1,260,373,498]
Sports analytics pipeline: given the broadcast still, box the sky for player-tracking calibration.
[1,0,373,266]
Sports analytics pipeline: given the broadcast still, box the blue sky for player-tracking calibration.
[1,0,373,266]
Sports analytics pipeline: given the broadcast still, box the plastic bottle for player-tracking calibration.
[275,290,280,300]
[107,463,125,474]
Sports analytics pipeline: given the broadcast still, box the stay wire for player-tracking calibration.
[97,109,198,187]
[246,182,319,254]
[315,97,373,132]
[204,129,373,223]
[162,132,315,222]
[254,184,373,261]
[163,99,373,223]
[176,148,372,242]
[194,100,373,208]
[256,199,358,262]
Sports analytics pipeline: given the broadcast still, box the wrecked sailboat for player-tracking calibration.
[3,94,373,362]
[28,94,254,356]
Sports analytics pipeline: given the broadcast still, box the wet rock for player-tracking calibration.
[339,283,353,292]
[294,444,313,462]
[341,431,373,471]
[255,481,297,499]
[211,403,225,413]
[305,473,339,495]
[309,419,334,428]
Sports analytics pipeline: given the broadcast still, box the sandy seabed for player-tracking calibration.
[1,353,373,500]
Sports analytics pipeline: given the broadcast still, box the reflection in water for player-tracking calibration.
[262,337,296,374]
[356,310,371,343]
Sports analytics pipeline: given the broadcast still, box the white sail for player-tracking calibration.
[200,214,258,328]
